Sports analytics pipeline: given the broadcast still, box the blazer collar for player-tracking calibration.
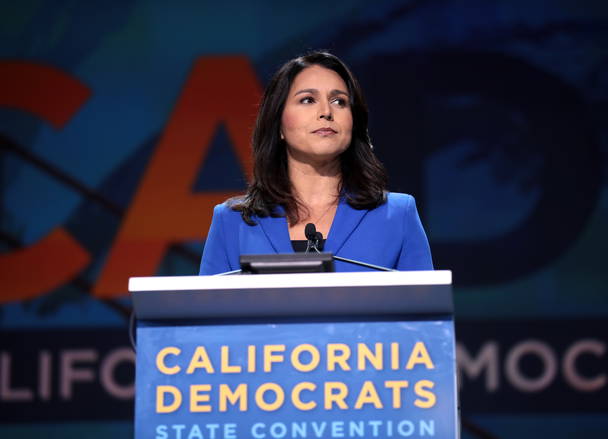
[257,199,369,254]
[256,206,293,253]
[325,197,368,254]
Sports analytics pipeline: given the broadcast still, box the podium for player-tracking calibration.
[129,270,458,439]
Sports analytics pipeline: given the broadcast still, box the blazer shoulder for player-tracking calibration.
[213,200,244,222]
[385,192,415,209]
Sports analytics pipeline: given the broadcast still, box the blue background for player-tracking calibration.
[1,1,607,438]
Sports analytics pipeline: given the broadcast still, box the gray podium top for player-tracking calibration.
[129,270,453,321]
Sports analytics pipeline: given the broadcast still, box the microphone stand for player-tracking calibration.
[332,253,395,272]
[215,269,243,275]
[309,246,395,272]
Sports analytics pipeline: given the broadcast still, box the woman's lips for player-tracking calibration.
[313,128,337,135]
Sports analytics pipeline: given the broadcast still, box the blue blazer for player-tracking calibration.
[199,192,433,275]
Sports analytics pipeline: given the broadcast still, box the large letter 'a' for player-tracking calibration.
[93,56,261,298]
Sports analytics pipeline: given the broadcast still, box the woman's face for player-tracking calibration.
[280,65,353,165]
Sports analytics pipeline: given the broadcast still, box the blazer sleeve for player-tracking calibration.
[396,195,434,270]
[198,204,232,275]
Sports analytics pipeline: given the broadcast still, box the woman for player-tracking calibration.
[199,51,432,274]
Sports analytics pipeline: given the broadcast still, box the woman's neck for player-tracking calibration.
[287,156,341,208]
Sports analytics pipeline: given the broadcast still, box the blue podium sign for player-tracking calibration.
[130,271,457,439]
[136,319,457,439]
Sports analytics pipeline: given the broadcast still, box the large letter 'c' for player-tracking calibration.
[0,61,91,303]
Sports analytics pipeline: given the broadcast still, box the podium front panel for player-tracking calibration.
[135,319,457,439]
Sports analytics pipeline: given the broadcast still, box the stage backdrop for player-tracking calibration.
[1,1,607,438]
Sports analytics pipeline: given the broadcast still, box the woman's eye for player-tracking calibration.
[331,97,348,107]
[300,96,315,104]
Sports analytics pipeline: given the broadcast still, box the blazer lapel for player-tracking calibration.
[325,198,369,254]
[256,200,369,255]
[257,209,293,253]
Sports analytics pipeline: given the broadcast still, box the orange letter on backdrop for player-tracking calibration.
[94,56,261,297]
[0,62,91,303]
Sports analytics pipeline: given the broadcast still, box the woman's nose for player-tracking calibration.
[318,102,333,121]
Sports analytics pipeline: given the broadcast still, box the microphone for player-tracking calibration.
[304,223,395,272]
[305,223,317,241]
[304,223,321,253]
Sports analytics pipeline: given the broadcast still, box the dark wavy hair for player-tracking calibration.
[231,51,388,225]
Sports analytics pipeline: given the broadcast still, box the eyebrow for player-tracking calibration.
[294,88,349,97]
